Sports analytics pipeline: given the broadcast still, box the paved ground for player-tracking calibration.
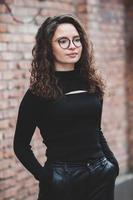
[115,173,133,200]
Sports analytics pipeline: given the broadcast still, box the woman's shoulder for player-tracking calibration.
[21,88,37,101]
[24,88,44,99]
[18,88,37,108]
[23,88,49,104]
[19,88,45,109]
[26,88,37,97]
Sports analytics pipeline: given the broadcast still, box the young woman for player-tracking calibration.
[13,14,119,200]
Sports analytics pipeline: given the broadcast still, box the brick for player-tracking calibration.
[0,61,7,70]
[0,42,7,51]
[40,1,75,11]
[2,149,14,159]
[0,14,16,24]
[0,186,18,199]
[11,6,38,16]
[0,5,7,13]
[7,24,37,34]
[0,119,9,129]
[23,52,32,60]
[0,158,12,170]
[0,70,15,80]
[6,42,33,52]
[77,3,88,13]
[7,61,21,69]
[8,79,25,90]
[0,23,8,32]
[0,81,8,90]
[0,89,23,99]
[16,171,30,181]
[12,70,26,79]
[5,0,13,3]
[13,0,25,6]
[0,52,23,61]
[17,60,31,69]
[21,35,35,43]
[0,101,9,110]
[0,178,16,191]
[3,128,16,138]
[0,33,35,43]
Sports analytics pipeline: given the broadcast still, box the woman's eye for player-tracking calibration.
[60,39,67,43]
[75,38,80,42]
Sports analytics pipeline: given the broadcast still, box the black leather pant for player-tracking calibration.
[37,156,118,200]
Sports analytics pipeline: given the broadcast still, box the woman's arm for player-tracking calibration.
[13,89,44,181]
[98,98,119,175]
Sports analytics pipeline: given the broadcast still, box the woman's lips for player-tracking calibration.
[66,53,78,57]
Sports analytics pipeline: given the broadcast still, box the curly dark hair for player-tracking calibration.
[29,14,106,100]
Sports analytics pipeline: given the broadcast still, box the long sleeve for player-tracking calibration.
[98,98,119,176]
[13,89,44,181]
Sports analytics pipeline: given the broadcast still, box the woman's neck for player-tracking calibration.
[54,64,75,72]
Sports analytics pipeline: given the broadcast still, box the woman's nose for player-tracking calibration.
[68,40,76,49]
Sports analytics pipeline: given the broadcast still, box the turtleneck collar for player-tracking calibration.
[54,67,80,75]
[55,69,75,73]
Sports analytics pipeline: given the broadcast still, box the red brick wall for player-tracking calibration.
[87,0,129,173]
[124,0,133,171]
[0,0,132,199]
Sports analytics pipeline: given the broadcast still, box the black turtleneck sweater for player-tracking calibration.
[13,69,119,181]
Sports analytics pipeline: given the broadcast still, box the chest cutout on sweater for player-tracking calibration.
[65,90,88,95]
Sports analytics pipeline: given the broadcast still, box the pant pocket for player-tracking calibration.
[100,158,118,180]
[86,157,117,180]
[105,159,119,178]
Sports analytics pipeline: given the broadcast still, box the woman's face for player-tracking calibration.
[51,23,82,71]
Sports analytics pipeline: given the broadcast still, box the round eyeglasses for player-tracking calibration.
[57,36,82,49]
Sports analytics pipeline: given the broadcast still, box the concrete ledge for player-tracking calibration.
[115,173,133,200]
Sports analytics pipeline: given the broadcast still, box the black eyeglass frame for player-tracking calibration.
[57,36,82,49]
